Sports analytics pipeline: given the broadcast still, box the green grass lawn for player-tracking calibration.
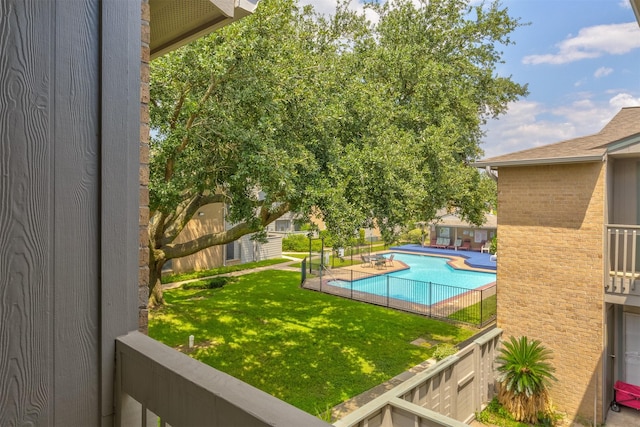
[448,294,497,325]
[149,269,475,416]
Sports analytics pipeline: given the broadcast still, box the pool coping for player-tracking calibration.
[389,244,497,271]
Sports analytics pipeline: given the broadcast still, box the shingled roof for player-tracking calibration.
[434,210,497,229]
[474,106,640,168]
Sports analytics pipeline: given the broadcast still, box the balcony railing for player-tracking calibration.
[606,225,640,297]
[333,328,503,427]
[115,328,501,427]
[115,332,331,427]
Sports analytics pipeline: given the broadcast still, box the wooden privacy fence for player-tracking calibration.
[333,328,503,427]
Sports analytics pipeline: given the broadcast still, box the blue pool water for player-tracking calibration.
[329,252,496,305]
[387,253,495,288]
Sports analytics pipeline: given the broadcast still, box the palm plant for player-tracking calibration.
[496,336,557,424]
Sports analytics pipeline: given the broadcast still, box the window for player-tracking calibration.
[226,242,235,261]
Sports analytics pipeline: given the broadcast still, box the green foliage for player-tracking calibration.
[475,397,562,427]
[497,336,557,398]
[475,397,529,427]
[432,343,458,361]
[282,234,313,252]
[490,236,498,254]
[405,228,425,245]
[148,0,524,301]
[149,270,475,414]
[315,405,333,423]
[496,336,557,423]
[358,229,366,246]
[448,294,496,325]
[181,277,236,290]
[282,233,338,252]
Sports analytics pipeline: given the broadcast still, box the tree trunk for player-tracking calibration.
[148,252,166,307]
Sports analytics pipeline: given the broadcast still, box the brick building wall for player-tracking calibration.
[139,0,150,333]
[497,162,605,423]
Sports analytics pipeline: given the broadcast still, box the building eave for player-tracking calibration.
[150,0,259,59]
[473,154,605,170]
[632,0,640,25]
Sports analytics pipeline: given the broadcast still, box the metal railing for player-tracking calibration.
[115,332,331,427]
[606,225,640,296]
[302,267,496,327]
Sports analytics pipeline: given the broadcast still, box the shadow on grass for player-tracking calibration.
[150,270,475,415]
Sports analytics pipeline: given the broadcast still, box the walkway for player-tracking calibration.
[162,257,301,290]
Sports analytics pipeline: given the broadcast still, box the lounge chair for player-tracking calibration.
[360,255,372,268]
[459,239,471,250]
[435,237,449,249]
[480,240,490,253]
[448,238,462,250]
[385,254,395,266]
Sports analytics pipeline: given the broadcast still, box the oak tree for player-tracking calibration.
[148,0,526,305]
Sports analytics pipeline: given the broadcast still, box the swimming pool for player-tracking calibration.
[328,252,496,306]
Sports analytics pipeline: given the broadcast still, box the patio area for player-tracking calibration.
[605,405,640,426]
[390,244,497,270]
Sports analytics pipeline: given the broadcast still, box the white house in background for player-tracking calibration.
[429,210,497,251]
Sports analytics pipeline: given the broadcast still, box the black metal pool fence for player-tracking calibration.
[300,259,496,327]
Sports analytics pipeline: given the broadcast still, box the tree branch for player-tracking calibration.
[162,202,291,260]
[163,65,237,183]
[158,193,229,246]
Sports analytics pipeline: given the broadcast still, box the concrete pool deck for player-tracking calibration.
[334,249,496,276]
[390,244,497,271]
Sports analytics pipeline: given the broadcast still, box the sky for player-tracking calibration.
[298,0,640,159]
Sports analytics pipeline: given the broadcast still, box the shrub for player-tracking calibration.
[496,336,557,424]
[283,233,335,252]
[405,228,424,245]
[283,234,312,252]
[181,276,235,290]
[474,397,520,426]
[432,343,457,361]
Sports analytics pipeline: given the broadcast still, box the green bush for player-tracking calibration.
[432,343,458,361]
[181,276,236,290]
[407,228,424,244]
[490,236,498,254]
[282,234,312,251]
[283,233,334,252]
[358,228,366,246]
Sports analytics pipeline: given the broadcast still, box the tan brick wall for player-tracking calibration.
[497,162,605,423]
[139,0,150,334]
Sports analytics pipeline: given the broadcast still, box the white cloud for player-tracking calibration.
[619,0,631,9]
[481,100,576,158]
[609,92,640,108]
[522,22,640,65]
[298,0,379,24]
[594,66,614,78]
[481,92,640,159]
[300,0,337,16]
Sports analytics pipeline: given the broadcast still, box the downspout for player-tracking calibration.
[485,166,498,183]
[594,373,597,427]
